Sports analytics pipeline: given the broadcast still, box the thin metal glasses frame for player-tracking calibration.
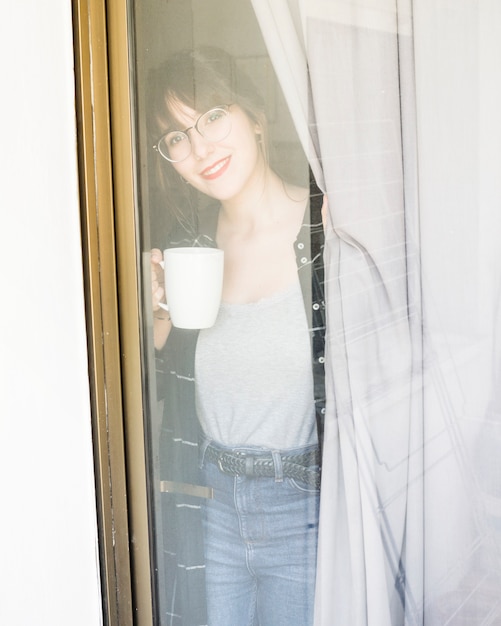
[153,105,231,162]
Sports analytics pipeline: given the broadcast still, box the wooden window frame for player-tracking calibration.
[72,0,152,623]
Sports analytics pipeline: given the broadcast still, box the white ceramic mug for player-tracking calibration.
[158,247,224,329]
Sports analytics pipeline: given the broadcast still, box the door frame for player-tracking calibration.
[72,0,153,623]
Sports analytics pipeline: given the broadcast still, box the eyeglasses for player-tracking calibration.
[154,105,232,163]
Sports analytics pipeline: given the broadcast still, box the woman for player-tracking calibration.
[149,47,326,626]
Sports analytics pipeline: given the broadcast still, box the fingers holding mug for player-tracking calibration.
[151,248,172,350]
[151,248,166,312]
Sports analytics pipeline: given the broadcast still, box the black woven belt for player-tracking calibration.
[205,444,321,489]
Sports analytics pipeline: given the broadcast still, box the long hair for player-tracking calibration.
[147,47,269,238]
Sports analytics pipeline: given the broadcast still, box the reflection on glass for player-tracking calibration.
[132,3,324,624]
[130,1,501,624]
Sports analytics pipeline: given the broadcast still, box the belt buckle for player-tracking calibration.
[217,452,227,473]
[217,450,248,476]
[216,450,239,474]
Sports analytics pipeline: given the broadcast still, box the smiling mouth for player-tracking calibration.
[200,156,231,180]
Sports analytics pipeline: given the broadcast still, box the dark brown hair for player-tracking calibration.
[147,47,268,237]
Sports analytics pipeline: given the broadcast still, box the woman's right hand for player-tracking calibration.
[151,248,172,349]
[151,248,166,313]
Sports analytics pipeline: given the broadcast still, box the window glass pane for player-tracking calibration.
[129,1,322,623]
[128,2,501,624]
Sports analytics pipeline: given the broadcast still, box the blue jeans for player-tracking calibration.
[200,441,320,626]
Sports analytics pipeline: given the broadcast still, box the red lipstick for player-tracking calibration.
[200,156,231,180]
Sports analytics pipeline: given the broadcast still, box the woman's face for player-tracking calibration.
[166,100,265,205]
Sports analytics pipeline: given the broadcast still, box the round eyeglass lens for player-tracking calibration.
[158,131,191,163]
[157,107,231,163]
[197,107,231,142]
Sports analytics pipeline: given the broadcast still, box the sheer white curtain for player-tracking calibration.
[252,1,501,624]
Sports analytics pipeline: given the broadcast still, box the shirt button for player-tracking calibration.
[318,356,325,364]
[297,242,305,250]
[312,303,320,310]
[321,407,326,415]
[300,257,307,264]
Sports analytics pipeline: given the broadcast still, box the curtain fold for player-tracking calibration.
[251,0,324,187]
[252,1,501,624]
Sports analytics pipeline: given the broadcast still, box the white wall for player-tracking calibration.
[0,2,102,625]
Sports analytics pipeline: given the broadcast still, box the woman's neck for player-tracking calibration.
[219,167,291,231]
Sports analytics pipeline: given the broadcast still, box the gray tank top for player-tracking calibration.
[195,279,317,449]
